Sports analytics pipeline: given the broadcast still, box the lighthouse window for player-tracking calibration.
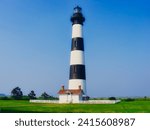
[73,66,77,72]
[75,40,77,47]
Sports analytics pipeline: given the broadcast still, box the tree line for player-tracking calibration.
[1,87,58,100]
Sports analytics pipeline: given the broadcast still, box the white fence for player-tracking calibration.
[80,100,121,104]
[30,100,121,104]
[30,100,59,103]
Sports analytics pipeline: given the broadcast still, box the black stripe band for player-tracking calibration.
[71,13,85,25]
[69,65,86,79]
[71,38,84,51]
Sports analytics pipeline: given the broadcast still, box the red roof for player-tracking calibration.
[58,89,83,95]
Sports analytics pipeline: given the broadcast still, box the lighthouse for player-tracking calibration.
[69,6,86,94]
[58,6,87,103]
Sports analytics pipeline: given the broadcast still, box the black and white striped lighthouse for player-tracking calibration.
[69,6,86,95]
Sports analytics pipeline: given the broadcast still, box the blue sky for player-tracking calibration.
[0,0,150,97]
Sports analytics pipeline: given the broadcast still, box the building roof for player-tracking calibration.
[58,89,84,95]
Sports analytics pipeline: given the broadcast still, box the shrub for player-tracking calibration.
[108,97,116,100]
[124,98,135,102]
[28,90,36,99]
[11,87,23,100]
[22,96,30,100]
[0,96,9,100]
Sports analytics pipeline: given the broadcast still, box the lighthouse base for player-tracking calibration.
[59,94,83,103]
[58,86,85,103]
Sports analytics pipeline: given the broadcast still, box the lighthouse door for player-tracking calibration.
[67,93,72,103]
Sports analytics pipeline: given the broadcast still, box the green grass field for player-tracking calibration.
[0,100,150,113]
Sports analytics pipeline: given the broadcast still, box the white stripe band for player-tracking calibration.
[72,24,83,38]
[69,79,86,94]
[70,50,85,65]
